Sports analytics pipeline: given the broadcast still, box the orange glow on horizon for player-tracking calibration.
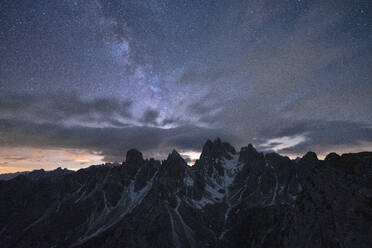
[0,147,104,173]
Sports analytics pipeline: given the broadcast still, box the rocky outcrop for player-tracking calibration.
[0,139,371,248]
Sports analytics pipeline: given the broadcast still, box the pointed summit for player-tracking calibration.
[160,149,187,180]
[165,149,187,167]
[195,138,237,178]
[168,149,183,160]
[200,138,236,161]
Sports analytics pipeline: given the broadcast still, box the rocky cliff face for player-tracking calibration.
[0,139,371,248]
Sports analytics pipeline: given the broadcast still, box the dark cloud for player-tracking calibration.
[0,92,132,126]
[161,118,175,126]
[0,0,371,169]
[0,118,233,162]
[256,120,372,156]
[140,109,160,125]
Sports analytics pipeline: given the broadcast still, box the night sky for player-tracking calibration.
[1,0,371,172]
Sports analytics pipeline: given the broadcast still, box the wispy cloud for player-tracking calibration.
[0,0,371,171]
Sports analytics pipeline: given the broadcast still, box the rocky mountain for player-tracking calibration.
[0,167,74,181]
[0,138,371,248]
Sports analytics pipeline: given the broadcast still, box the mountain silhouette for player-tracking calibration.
[0,139,371,248]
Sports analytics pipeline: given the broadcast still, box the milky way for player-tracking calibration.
[0,0,371,171]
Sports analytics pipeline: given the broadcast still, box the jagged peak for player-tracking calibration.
[159,149,188,180]
[201,139,213,153]
[169,149,181,157]
[163,149,184,164]
[200,138,236,160]
[163,149,187,166]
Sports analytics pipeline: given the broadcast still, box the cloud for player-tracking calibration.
[140,109,160,125]
[0,147,103,171]
[0,92,133,127]
[0,118,234,162]
[173,0,372,154]
[0,0,371,170]
[259,134,308,152]
[257,120,372,156]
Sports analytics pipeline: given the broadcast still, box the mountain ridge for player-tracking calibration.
[0,138,371,248]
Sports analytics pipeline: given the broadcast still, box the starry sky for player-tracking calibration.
[0,0,371,172]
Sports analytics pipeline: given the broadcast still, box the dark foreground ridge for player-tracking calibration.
[0,139,371,248]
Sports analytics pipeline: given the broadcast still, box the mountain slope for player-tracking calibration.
[0,139,371,248]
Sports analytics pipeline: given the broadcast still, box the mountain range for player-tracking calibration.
[0,138,371,247]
